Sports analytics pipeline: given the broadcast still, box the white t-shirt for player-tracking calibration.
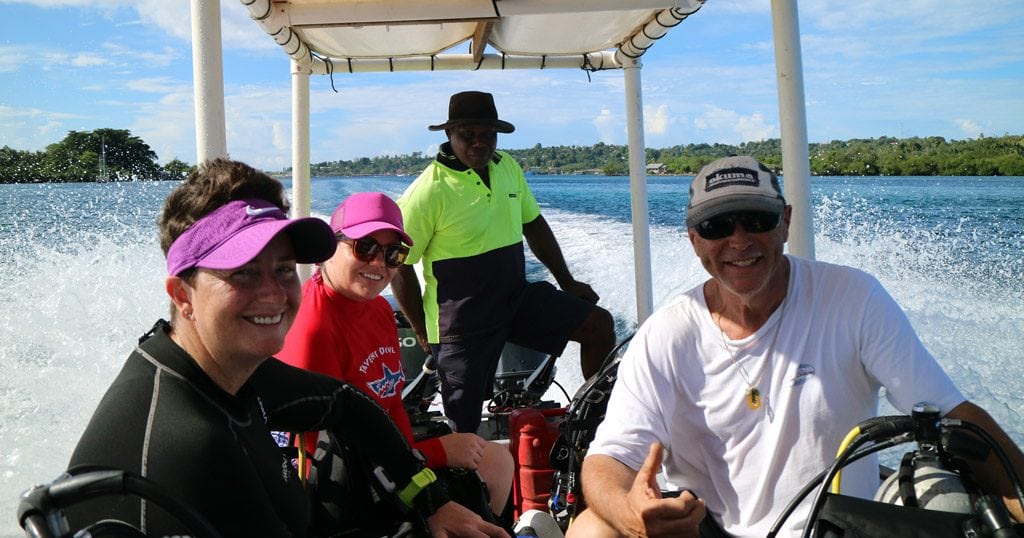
[587,256,964,537]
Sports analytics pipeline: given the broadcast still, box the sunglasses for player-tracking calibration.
[452,128,497,142]
[339,235,409,268]
[695,211,782,240]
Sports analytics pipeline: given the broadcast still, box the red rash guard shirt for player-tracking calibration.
[278,272,445,466]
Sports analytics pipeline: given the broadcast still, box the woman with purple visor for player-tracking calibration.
[64,159,509,537]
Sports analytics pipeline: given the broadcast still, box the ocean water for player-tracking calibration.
[1,174,1022,535]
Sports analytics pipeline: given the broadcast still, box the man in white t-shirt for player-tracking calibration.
[567,156,1024,537]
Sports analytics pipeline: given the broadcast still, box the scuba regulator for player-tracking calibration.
[768,402,1024,538]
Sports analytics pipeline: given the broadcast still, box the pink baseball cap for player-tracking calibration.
[166,198,337,276]
[329,192,413,245]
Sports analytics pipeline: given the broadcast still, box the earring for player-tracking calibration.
[183,308,193,321]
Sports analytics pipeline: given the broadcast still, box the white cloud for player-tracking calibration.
[644,104,672,136]
[215,84,297,170]
[735,112,774,141]
[1,0,116,6]
[714,0,772,14]
[100,42,180,67]
[128,0,277,53]
[694,105,776,143]
[592,108,619,144]
[70,53,108,67]
[128,89,196,164]
[0,46,29,73]
[0,104,84,151]
[799,0,1024,73]
[134,46,180,67]
[39,50,105,69]
[272,122,289,152]
[803,0,1015,36]
[220,1,282,52]
[954,119,984,139]
[124,77,187,94]
[129,0,191,42]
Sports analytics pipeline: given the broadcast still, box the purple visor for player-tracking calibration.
[166,198,337,276]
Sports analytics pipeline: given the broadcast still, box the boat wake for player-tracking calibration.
[1,180,1022,535]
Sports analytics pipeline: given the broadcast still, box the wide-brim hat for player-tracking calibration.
[428,91,515,133]
[330,191,413,245]
[685,156,786,228]
[166,198,337,276]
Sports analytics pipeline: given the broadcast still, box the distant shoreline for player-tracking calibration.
[286,135,1024,178]
[5,172,1023,185]
[4,134,1022,183]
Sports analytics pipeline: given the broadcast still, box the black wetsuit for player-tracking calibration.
[67,320,443,537]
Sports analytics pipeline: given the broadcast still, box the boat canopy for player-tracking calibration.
[190,0,814,325]
[238,0,704,75]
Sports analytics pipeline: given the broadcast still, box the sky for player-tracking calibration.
[1,0,1022,172]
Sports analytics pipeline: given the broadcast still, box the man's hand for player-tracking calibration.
[414,330,432,356]
[427,501,510,537]
[946,401,1024,521]
[439,432,487,470]
[625,442,706,537]
[391,264,433,355]
[561,279,600,304]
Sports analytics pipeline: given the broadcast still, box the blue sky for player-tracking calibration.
[1,0,1022,172]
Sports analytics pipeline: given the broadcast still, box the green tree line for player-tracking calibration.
[5,131,1022,183]
[1,128,193,183]
[306,135,1024,177]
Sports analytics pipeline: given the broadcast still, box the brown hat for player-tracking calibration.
[428,91,515,133]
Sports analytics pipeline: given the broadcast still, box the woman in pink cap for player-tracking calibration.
[64,160,508,538]
[280,191,514,525]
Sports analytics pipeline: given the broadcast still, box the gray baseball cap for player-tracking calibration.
[685,156,786,228]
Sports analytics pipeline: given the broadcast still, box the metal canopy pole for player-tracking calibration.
[190,0,227,163]
[291,59,314,282]
[623,60,654,325]
[771,0,815,259]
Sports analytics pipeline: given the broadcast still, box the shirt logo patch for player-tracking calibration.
[793,363,816,386]
[270,430,290,448]
[366,363,404,399]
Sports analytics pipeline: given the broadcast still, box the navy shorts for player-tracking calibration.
[432,281,594,433]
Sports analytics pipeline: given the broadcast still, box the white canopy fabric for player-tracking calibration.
[241,0,706,74]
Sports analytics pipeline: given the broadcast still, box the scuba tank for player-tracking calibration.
[548,333,632,529]
[874,451,975,514]
[873,403,976,515]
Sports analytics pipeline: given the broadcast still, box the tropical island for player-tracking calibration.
[0,128,192,184]
[306,134,1024,177]
[2,129,1021,183]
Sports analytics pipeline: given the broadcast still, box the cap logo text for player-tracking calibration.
[705,167,759,191]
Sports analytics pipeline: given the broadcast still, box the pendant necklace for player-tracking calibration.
[714,296,786,414]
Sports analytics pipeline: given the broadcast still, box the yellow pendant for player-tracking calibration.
[746,388,762,410]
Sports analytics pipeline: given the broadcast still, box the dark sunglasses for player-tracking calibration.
[452,128,497,142]
[695,211,782,240]
[339,235,409,268]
